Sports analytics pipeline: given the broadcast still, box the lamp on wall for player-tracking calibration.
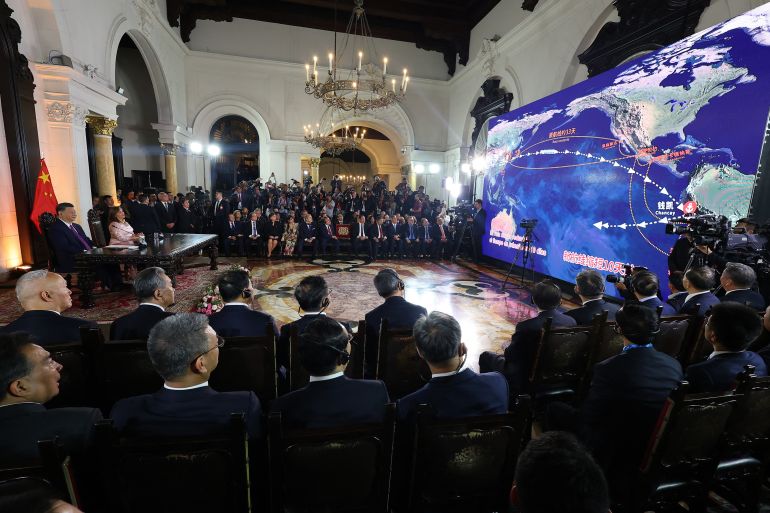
[413,163,425,174]
[461,162,471,174]
[428,163,440,174]
[189,141,203,154]
[207,144,221,157]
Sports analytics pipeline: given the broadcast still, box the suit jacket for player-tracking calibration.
[47,219,94,273]
[222,220,242,239]
[566,299,620,325]
[270,375,390,429]
[666,292,687,312]
[397,368,508,421]
[318,223,336,242]
[212,199,230,222]
[720,289,766,311]
[364,296,427,374]
[382,222,396,239]
[0,310,95,346]
[367,223,385,240]
[678,291,721,316]
[400,223,419,241]
[208,304,278,338]
[580,347,683,493]
[472,207,487,235]
[685,351,768,393]
[242,219,263,239]
[298,222,317,242]
[110,385,262,439]
[418,225,433,241]
[430,224,450,242]
[174,208,197,233]
[634,296,677,316]
[503,309,577,392]
[0,403,102,466]
[352,222,368,239]
[131,203,161,235]
[277,314,351,370]
[110,304,174,341]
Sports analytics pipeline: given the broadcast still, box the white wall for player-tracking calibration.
[115,45,163,177]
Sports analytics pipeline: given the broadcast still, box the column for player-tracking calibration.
[85,116,118,198]
[162,143,178,195]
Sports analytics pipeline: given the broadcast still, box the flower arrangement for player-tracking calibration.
[194,264,251,316]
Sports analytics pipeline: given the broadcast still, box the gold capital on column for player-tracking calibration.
[86,115,118,136]
[161,144,179,195]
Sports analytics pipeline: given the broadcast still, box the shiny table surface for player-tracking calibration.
[82,233,217,258]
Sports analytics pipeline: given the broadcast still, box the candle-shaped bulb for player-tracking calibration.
[392,78,396,92]
[305,64,310,82]
[358,51,363,71]
[328,53,333,73]
[404,76,410,93]
[383,57,388,75]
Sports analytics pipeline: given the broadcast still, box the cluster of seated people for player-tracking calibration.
[1,259,769,511]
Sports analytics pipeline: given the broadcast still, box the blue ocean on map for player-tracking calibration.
[482,4,770,295]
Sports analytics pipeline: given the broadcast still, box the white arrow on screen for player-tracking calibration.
[619,223,627,229]
[660,187,669,196]
[637,222,648,228]
[658,217,669,224]
[643,176,652,183]
[677,203,685,212]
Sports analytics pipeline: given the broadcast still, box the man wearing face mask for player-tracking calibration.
[397,311,508,422]
[208,269,278,338]
[1,270,94,346]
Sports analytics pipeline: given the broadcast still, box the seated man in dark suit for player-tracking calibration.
[399,215,419,258]
[545,304,683,502]
[221,213,244,257]
[1,270,94,346]
[130,194,162,240]
[719,262,766,311]
[110,267,175,340]
[479,281,576,394]
[398,311,508,421]
[297,213,318,258]
[666,271,688,312]
[351,214,370,258]
[209,269,278,338]
[510,432,610,513]
[318,216,340,256]
[430,216,451,260]
[566,269,620,325]
[625,270,677,316]
[418,218,433,258]
[382,215,398,259]
[110,313,262,438]
[367,217,386,261]
[277,276,350,375]
[364,269,427,377]
[270,317,389,429]
[0,332,102,465]
[242,211,264,258]
[685,302,767,393]
[678,266,720,316]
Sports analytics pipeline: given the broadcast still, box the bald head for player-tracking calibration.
[15,270,73,313]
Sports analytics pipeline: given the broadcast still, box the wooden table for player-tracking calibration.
[75,233,219,308]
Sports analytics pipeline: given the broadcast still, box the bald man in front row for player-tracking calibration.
[0,270,94,346]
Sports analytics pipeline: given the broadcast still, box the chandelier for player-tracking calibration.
[304,0,409,113]
[303,106,367,156]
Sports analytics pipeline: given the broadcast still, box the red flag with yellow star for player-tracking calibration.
[29,159,59,233]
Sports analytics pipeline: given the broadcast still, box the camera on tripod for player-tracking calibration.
[665,214,729,247]
[520,219,538,230]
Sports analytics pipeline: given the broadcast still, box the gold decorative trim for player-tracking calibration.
[86,116,118,136]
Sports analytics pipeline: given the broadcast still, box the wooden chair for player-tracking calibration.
[210,334,278,405]
[268,404,396,513]
[45,340,93,409]
[95,414,251,513]
[528,318,598,403]
[0,440,79,508]
[288,323,365,392]
[375,318,430,400]
[88,218,106,248]
[650,314,698,362]
[680,317,710,367]
[628,383,738,513]
[590,311,623,365]
[711,366,770,513]
[403,398,531,513]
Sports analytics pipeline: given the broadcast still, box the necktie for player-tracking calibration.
[425,227,428,238]
[230,222,234,230]
[378,225,382,238]
[440,225,445,238]
[252,222,256,236]
[409,225,414,239]
[360,224,364,237]
[216,200,220,212]
[70,225,91,250]
[327,225,332,235]
[164,202,168,211]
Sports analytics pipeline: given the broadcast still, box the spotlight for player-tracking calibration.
[429,163,440,174]
[461,163,471,174]
[207,144,221,157]
[450,183,461,198]
[413,163,425,174]
[444,177,454,190]
[472,155,486,172]
[189,141,203,154]
[116,86,125,95]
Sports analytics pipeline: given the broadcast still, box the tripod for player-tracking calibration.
[451,219,476,262]
[502,226,537,290]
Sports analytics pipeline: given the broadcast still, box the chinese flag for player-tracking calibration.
[29,159,59,233]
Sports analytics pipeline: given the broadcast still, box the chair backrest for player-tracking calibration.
[376,318,430,399]
[209,334,277,404]
[680,317,709,367]
[591,311,624,364]
[653,315,694,359]
[95,414,250,513]
[406,398,531,512]
[725,366,770,450]
[0,441,79,507]
[45,341,91,409]
[529,318,596,393]
[268,404,396,513]
[88,218,106,248]
[345,319,366,379]
[639,383,737,490]
[38,212,58,271]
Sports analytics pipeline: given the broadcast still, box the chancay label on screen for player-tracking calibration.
[481,3,770,295]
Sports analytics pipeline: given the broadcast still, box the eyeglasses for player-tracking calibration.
[190,335,225,365]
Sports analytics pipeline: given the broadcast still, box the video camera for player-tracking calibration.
[447,201,475,222]
[606,264,648,295]
[520,218,538,230]
[665,214,729,247]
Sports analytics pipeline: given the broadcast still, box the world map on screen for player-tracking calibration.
[482,4,770,295]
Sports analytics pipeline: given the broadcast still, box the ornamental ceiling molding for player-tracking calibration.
[86,115,118,136]
[46,101,89,126]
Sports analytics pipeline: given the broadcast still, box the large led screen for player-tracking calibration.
[482,4,770,295]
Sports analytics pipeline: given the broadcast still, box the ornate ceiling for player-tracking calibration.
[166,0,515,75]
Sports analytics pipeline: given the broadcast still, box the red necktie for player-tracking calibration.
[378,225,382,238]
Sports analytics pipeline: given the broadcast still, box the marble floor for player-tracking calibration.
[247,256,572,370]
